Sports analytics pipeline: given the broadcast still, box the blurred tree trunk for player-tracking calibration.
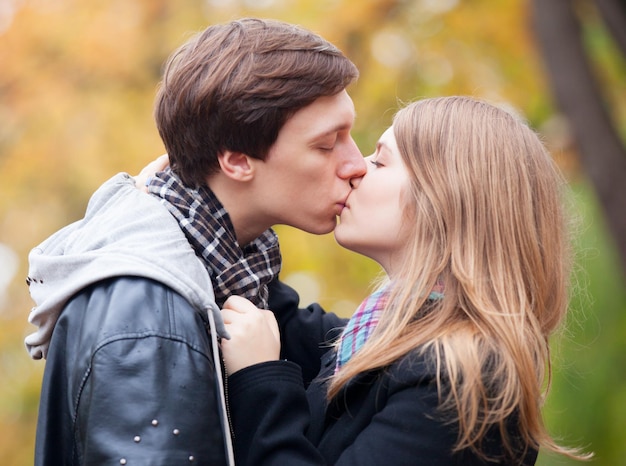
[595,0,626,55]
[530,0,626,275]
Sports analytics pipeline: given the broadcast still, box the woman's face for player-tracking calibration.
[334,126,413,276]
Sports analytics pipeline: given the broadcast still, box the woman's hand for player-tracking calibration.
[220,296,281,375]
[133,154,170,192]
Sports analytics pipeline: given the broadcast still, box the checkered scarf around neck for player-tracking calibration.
[147,167,282,309]
[334,283,445,374]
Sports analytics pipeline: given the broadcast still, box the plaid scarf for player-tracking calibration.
[334,283,444,374]
[334,285,390,374]
[147,168,281,309]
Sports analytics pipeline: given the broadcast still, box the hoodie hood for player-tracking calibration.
[25,172,227,360]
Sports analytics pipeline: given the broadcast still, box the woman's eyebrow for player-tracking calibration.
[375,141,392,155]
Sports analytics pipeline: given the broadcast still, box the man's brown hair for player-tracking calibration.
[154,18,359,187]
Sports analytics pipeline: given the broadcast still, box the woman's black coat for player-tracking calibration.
[226,280,537,465]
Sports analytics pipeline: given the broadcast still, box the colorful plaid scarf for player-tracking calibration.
[147,168,281,309]
[334,283,444,374]
[334,285,390,374]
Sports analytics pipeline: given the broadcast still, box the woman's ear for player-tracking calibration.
[217,151,255,181]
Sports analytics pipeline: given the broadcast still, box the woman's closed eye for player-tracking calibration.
[370,159,383,167]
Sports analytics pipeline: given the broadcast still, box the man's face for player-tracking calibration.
[251,90,366,234]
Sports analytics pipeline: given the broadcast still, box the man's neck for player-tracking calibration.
[205,175,270,247]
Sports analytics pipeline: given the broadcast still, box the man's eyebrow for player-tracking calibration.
[311,111,356,139]
[310,121,354,141]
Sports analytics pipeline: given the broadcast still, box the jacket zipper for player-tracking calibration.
[222,357,235,440]
[206,309,235,465]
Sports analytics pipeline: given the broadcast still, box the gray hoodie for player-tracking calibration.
[25,172,234,463]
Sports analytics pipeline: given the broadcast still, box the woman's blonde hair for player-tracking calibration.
[328,96,589,461]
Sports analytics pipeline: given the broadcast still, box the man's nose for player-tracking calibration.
[349,154,373,189]
[349,174,363,189]
[338,138,366,179]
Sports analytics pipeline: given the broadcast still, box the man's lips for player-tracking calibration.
[337,192,351,214]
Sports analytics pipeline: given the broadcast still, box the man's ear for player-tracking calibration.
[217,151,255,181]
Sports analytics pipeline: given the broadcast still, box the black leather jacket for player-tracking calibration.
[34,276,230,466]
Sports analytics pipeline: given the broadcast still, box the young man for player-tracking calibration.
[25,18,365,465]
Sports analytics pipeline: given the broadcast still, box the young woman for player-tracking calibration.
[220,96,590,465]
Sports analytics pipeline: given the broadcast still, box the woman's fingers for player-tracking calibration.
[133,154,170,191]
[220,297,281,374]
[222,295,259,313]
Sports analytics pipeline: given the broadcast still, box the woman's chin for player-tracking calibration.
[333,229,358,254]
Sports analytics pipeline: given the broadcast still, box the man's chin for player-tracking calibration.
[302,218,337,236]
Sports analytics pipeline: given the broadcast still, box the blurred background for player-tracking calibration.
[0,0,624,464]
